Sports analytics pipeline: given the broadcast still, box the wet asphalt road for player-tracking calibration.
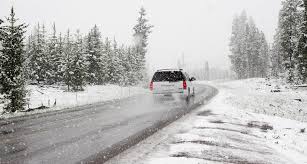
[0,84,217,164]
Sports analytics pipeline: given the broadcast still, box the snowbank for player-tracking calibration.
[0,84,147,118]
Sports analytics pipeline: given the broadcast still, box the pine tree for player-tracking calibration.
[278,0,302,83]
[271,30,284,77]
[297,0,307,83]
[28,23,48,83]
[123,46,136,85]
[27,25,39,82]
[85,25,104,84]
[63,29,74,90]
[46,23,60,84]
[247,18,262,78]
[230,11,270,79]
[24,34,33,80]
[109,38,124,84]
[116,44,127,85]
[258,32,270,77]
[70,30,86,91]
[229,12,249,79]
[56,32,65,83]
[40,24,51,83]
[0,7,27,112]
[118,46,139,86]
[118,46,130,86]
[103,37,113,83]
[133,7,153,82]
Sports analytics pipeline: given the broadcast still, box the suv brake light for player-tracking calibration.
[150,81,153,91]
[183,80,187,90]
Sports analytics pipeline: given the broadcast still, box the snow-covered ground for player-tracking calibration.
[0,84,147,118]
[107,78,307,164]
[220,78,307,122]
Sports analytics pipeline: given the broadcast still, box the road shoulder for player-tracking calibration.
[107,80,307,164]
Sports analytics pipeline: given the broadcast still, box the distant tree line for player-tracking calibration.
[182,59,235,81]
[188,65,235,81]
[25,7,153,90]
[271,0,307,84]
[229,11,270,79]
[186,62,210,80]
[0,7,152,113]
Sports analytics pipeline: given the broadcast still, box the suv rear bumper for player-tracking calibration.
[152,90,188,96]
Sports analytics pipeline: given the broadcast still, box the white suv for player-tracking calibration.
[150,69,196,99]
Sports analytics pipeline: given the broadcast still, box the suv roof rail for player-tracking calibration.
[157,68,183,71]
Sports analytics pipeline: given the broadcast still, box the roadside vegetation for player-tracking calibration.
[0,7,153,113]
[230,0,307,85]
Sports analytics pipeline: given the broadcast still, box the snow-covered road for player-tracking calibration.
[108,79,307,164]
[0,84,217,164]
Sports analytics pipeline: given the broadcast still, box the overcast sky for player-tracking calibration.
[0,0,282,70]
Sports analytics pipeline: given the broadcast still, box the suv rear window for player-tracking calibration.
[152,71,185,82]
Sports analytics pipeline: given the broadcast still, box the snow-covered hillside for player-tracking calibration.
[0,85,147,118]
[107,78,307,164]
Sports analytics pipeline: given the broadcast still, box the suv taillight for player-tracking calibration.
[183,80,187,90]
[150,81,153,91]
